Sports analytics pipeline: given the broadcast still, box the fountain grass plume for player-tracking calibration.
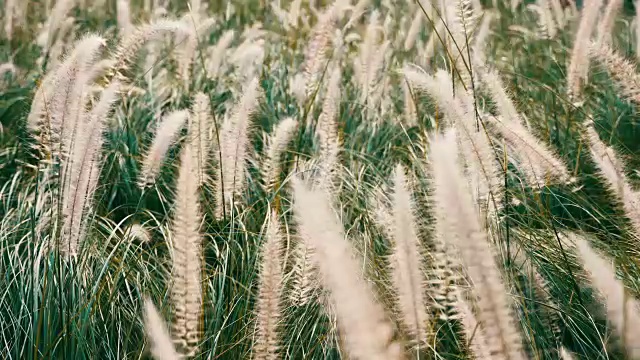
[292,178,403,360]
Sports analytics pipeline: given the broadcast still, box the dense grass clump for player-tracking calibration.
[2,0,640,359]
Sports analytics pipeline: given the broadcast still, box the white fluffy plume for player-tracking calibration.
[292,178,403,360]
[429,129,525,360]
[143,298,181,360]
[389,165,429,345]
[139,110,189,188]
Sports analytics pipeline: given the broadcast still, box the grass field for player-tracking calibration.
[1,0,640,359]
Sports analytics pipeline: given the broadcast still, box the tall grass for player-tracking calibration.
[1,0,640,359]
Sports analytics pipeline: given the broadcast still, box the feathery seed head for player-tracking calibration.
[303,5,337,98]
[596,0,622,46]
[171,142,203,356]
[585,124,640,236]
[430,130,526,360]
[206,29,235,79]
[590,42,640,104]
[390,164,430,345]
[292,178,402,360]
[566,0,604,99]
[144,298,181,360]
[139,110,189,188]
[58,78,119,257]
[126,223,152,243]
[216,77,263,219]
[313,66,342,191]
[569,232,640,358]
[112,20,186,81]
[28,34,107,150]
[188,92,213,186]
[252,211,285,360]
[262,117,298,193]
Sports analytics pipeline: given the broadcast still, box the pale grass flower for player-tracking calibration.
[61,81,120,257]
[528,1,557,39]
[170,143,203,356]
[292,179,403,360]
[567,0,604,99]
[178,16,217,89]
[637,3,640,61]
[404,11,423,51]
[117,0,133,37]
[590,42,640,104]
[252,211,285,360]
[43,0,76,52]
[389,165,429,345]
[188,93,213,186]
[482,71,570,186]
[143,298,181,360]
[315,67,342,191]
[303,3,337,98]
[560,347,576,360]
[262,117,297,193]
[568,232,640,358]
[126,223,152,243]
[549,0,566,29]
[455,290,492,359]
[596,0,622,46]
[404,66,502,206]
[430,129,526,360]
[138,110,189,188]
[216,77,262,219]
[585,124,640,237]
[112,20,186,81]
[206,30,235,79]
[4,0,15,40]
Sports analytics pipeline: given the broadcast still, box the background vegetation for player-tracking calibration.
[1,0,640,359]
